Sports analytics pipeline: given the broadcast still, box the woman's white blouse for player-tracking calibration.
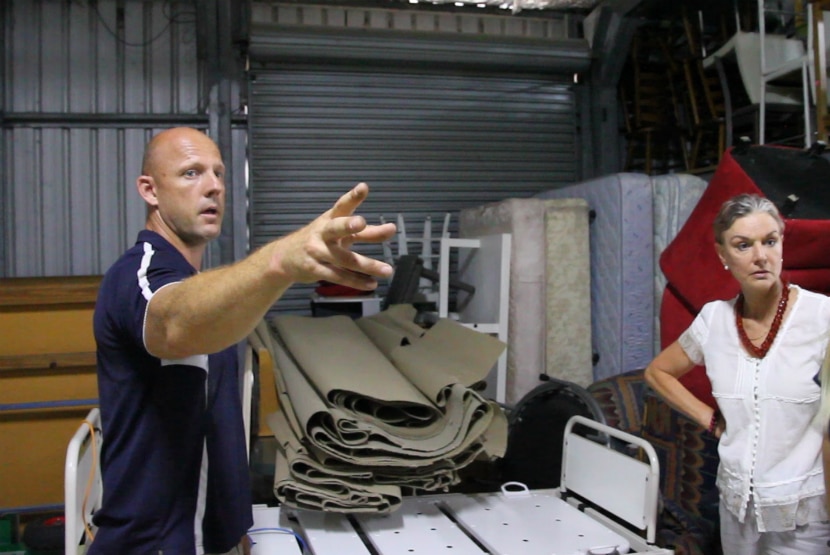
[679,285,830,532]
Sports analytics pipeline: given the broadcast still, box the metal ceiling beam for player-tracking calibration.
[194,0,249,267]
[250,24,591,74]
[578,1,642,178]
[0,0,6,277]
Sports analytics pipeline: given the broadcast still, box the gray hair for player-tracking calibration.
[713,194,785,245]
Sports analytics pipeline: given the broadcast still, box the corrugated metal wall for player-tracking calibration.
[248,7,590,313]
[1,0,244,277]
[6,127,157,276]
[250,66,581,314]
[6,1,200,115]
[2,0,593,283]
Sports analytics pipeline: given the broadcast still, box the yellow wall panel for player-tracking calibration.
[0,310,95,355]
[0,369,97,405]
[0,411,92,508]
[0,276,101,510]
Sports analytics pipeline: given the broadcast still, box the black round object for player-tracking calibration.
[500,379,605,490]
[22,515,65,554]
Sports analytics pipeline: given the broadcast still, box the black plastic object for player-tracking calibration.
[22,514,64,555]
[383,254,476,310]
[499,377,606,490]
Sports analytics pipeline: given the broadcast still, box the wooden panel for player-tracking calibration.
[0,410,93,509]
[256,347,280,436]
[0,311,96,356]
[0,352,96,372]
[0,369,97,405]
[0,275,101,309]
[0,276,101,510]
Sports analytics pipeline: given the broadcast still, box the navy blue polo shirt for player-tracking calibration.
[91,230,252,555]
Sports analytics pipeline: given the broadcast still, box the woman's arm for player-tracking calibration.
[644,341,723,437]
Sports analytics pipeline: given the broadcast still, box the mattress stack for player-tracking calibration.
[252,305,508,513]
[651,174,709,355]
[536,173,707,381]
[459,198,592,406]
[536,174,655,382]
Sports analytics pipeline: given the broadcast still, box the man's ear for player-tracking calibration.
[137,175,158,206]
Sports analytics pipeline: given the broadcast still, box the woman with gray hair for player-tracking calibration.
[646,193,830,554]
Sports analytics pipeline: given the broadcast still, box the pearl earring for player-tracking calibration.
[724,265,729,270]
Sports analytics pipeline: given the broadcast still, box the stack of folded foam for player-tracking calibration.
[251,304,508,514]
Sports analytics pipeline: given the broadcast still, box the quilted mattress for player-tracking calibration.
[536,173,707,381]
[651,174,709,355]
[459,198,592,406]
[535,174,654,381]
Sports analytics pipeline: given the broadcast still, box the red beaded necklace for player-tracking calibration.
[734,282,790,359]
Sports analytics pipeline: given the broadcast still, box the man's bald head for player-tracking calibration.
[141,127,219,177]
[136,127,227,256]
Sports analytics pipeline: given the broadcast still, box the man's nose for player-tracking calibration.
[206,173,224,194]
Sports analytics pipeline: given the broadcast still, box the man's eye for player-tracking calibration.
[185,169,198,177]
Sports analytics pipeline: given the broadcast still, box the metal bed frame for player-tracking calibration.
[65,410,672,554]
[247,416,673,555]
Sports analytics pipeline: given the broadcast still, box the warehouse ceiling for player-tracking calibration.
[270,0,610,14]
[412,0,600,11]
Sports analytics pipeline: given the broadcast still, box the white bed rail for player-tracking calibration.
[561,415,661,545]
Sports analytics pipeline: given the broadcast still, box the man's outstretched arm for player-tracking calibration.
[144,183,396,359]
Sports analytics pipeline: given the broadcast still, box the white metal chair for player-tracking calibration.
[809,0,830,141]
[758,0,813,144]
[381,212,452,304]
[702,0,813,146]
[62,365,254,555]
[243,345,255,459]
[64,408,103,555]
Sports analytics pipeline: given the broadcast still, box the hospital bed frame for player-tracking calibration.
[66,412,673,554]
[248,415,673,554]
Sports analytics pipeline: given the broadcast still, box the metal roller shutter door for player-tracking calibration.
[249,62,580,314]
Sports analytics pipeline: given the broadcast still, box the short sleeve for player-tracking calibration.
[100,236,192,355]
[678,329,703,366]
[677,304,714,366]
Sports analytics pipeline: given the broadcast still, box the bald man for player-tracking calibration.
[91,127,395,555]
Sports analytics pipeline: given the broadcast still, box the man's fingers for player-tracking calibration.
[320,218,396,246]
[324,184,397,243]
[338,222,397,248]
[285,183,395,286]
[326,245,393,279]
[351,222,397,243]
[322,264,390,290]
[330,182,370,219]
[309,258,389,290]
[320,215,368,242]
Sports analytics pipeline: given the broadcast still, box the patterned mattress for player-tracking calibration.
[651,174,709,355]
[536,173,707,381]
